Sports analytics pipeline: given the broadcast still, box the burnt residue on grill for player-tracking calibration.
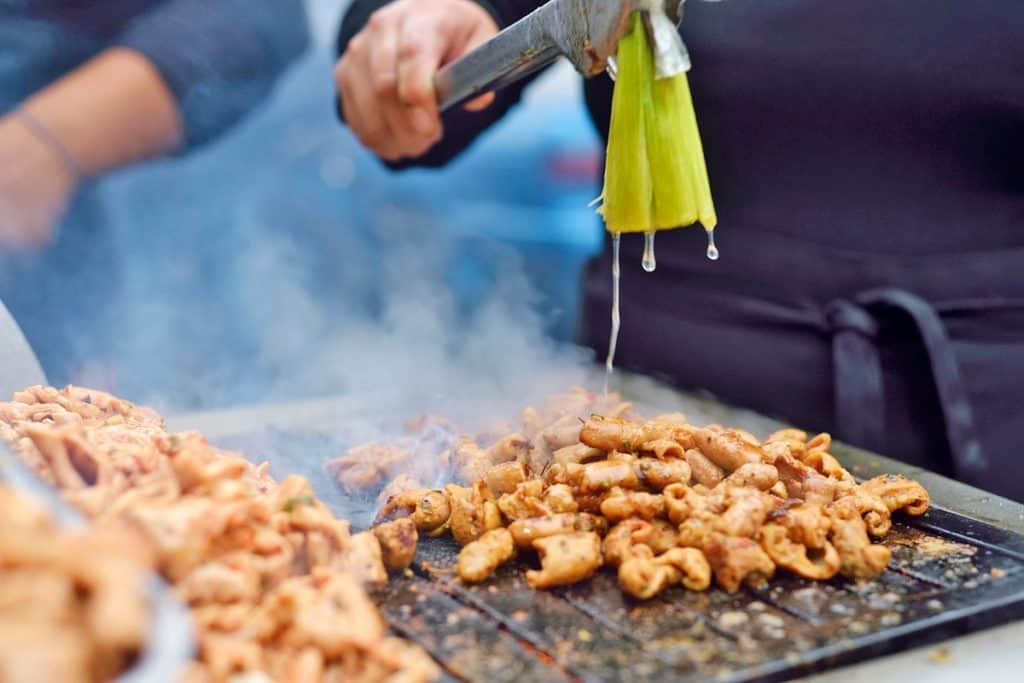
[375,515,1024,683]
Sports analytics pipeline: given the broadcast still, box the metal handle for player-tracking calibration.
[434,1,566,112]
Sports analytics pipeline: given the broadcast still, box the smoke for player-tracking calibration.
[225,205,598,429]
[85,43,604,437]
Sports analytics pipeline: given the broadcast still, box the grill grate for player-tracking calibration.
[212,426,1024,682]
[377,514,1024,683]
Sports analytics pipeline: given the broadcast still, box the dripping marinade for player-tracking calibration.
[598,10,718,387]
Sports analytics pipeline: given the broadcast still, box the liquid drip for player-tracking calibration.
[705,228,720,261]
[642,231,657,272]
[604,234,622,394]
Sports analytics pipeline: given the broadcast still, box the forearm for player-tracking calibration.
[19,48,182,178]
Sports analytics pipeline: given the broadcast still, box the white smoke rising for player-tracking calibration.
[224,207,596,431]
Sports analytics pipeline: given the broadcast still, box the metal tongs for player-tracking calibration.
[435,0,689,111]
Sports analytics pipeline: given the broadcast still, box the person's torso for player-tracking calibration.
[585,0,1024,257]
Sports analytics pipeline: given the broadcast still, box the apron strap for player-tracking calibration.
[825,298,885,453]
[825,287,987,479]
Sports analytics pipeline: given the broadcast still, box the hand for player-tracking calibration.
[0,113,78,252]
[335,0,499,161]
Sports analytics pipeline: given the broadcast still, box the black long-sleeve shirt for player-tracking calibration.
[337,0,1024,501]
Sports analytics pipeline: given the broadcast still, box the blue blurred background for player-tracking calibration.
[93,1,604,409]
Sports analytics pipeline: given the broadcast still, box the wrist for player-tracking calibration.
[0,113,79,196]
[11,109,85,186]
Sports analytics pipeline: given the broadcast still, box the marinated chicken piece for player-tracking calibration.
[640,439,686,460]
[552,443,605,466]
[539,415,583,452]
[373,518,418,571]
[325,442,409,492]
[664,547,713,591]
[543,462,584,489]
[338,531,388,588]
[447,482,502,546]
[375,474,422,509]
[859,474,931,516]
[663,482,723,525]
[685,449,725,487]
[486,433,531,464]
[840,490,893,538]
[765,428,808,445]
[775,502,831,548]
[21,424,99,490]
[773,451,838,505]
[375,488,451,536]
[645,518,681,554]
[634,457,691,490]
[690,428,765,472]
[617,545,675,600]
[453,437,492,483]
[603,519,652,567]
[0,486,153,683]
[805,432,831,453]
[579,459,641,494]
[457,528,515,583]
[600,489,666,522]
[802,448,856,485]
[496,479,548,521]
[485,461,529,495]
[579,415,681,453]
[758,523,840,580]
[543,484,579,513]
[508,513,607,549]
[714,487,779,538]
[526,532,603,589]
[723,463,778,491]
[827,497,892,579]
[620,545,712,599]
[178,561,261,605]
[703,533,775,592]
[13,385,162,426]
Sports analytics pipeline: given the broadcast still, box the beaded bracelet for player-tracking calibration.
[13,108,85,182]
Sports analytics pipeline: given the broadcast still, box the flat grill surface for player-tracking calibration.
[217,427,1024,683]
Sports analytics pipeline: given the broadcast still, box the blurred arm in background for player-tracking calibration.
[0,0,309,251]
[335,0,544,169]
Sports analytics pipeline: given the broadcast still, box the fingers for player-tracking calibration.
[367,18,424,158]
[337,7,444,161]
[335,33,393,157]
[335,0,501,161]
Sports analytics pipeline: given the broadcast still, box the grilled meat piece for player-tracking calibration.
[859,474,930,517]
[508,512,607,550]
[373,518,418,571]
[827,496,892,579]
[457,528,516,583]
[526,532,603,589]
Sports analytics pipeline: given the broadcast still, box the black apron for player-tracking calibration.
[580,1,1024,501]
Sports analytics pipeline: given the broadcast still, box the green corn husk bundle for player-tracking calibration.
[599,12,716,234]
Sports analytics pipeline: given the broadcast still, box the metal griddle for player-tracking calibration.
[168,375,1024,682]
